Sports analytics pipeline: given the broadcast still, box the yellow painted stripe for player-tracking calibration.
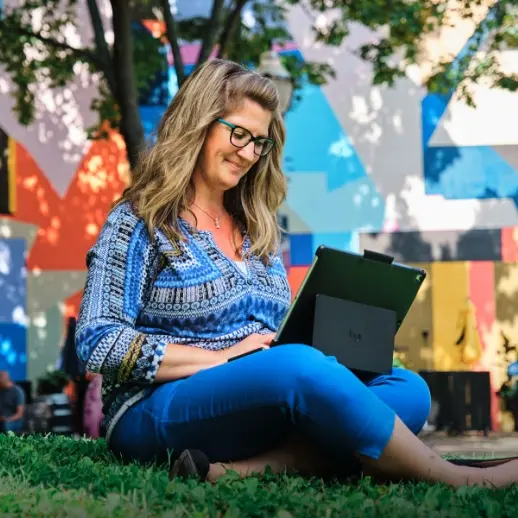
[495,262,518,345]
[7,137,16,213]
[431,262,470,371]
[494,262,518,431]
[395,263,434,371]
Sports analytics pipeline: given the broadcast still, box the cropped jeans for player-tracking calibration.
[110,344,431,470]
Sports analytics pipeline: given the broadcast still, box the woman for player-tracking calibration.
[76,59,517,488]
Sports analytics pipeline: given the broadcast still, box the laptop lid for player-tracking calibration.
[312,294,396,374]
[273,246,426,348]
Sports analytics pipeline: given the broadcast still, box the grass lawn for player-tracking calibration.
[0,434,516,517]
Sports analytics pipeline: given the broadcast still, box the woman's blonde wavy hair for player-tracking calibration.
[116,58,287,262]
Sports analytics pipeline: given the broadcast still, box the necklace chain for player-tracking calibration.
[192,202,224,229]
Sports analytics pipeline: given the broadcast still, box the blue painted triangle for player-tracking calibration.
[283,79,368,192]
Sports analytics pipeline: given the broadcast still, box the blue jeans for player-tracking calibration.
[4,419,23,433]
[110,345,431,469]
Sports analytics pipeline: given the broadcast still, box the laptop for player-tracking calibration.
[270,245,426,374]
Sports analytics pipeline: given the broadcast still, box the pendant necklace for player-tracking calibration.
[193,202,224,229]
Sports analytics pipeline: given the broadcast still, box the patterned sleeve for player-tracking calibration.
[75,204,165,386]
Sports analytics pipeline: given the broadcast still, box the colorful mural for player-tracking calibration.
[1,3,517,430]
[0,237,27,380]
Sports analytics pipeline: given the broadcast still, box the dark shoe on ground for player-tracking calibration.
[169,449,210,481]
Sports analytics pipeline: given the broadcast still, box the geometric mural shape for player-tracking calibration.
[428,82,518,148]
[26,271,87,383]
[493,145,518,171]
[28,270,86,317]
[393,262,434,372]
[0,238,26,325]
[285,172,385,234]
[502,227,518,262]
[0,323,27,381]
[359,228,502,263]
[278,203,312,235]
[289,234,313,266]
[424,145,518,200]
[288,231,360,267]
[422,6,518,204]
[431,261,471,372]
[0,219,39,251]
[283,76,369,191]
[27,303,69,385]
[311,231,359,256]
[287,265,310,299]
[467,261,500,430]
[12,132,128,271]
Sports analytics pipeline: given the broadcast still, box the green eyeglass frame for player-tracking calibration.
[216,118,275,156]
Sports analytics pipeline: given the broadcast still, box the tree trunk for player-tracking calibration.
[86,0,117,96]
[216,0,248,59]
[160,0,186,87]
[111,0,145,171]
[197,0,225,65]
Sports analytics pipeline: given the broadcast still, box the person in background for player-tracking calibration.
[0,370,25,433]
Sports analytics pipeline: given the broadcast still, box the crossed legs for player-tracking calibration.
[111,345,518,488]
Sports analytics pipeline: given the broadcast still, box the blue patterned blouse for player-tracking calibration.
[75,201,292,443]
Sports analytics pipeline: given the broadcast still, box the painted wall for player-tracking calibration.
[280,4,518,431]
[1,3,517,428]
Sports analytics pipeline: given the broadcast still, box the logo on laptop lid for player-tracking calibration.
[349,329,362,343]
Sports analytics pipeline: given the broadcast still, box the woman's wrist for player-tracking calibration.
[214,348,232,363]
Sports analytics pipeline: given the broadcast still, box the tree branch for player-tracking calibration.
[216,0,248,59]
[111,0,145,170]
[4,23,97,64]
[86,0,118,98]
[196,0,225,65]
[160,0,186,86]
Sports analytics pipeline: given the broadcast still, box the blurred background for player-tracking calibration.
[0,0,517,438]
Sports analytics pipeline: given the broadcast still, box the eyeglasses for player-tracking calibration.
[216,118,275,157]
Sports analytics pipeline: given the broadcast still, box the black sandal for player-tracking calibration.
[169,449,210,480]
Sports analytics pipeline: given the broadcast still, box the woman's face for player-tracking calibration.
[194,98,272,193]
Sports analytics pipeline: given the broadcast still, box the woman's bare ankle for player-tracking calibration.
[450,462,518,489]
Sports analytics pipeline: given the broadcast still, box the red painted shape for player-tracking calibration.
[65,291,85,319]
[22,131,128,270]
[13,142,61,230]
[287,266,309,301]
[469,261,499,431]
[502,227,518,262]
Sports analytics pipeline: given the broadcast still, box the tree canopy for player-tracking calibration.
[0,0,516,169]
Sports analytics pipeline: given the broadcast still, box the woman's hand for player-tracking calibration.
[219,333,275,362]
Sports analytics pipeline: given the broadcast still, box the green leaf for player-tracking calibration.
[1,0,516,149]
